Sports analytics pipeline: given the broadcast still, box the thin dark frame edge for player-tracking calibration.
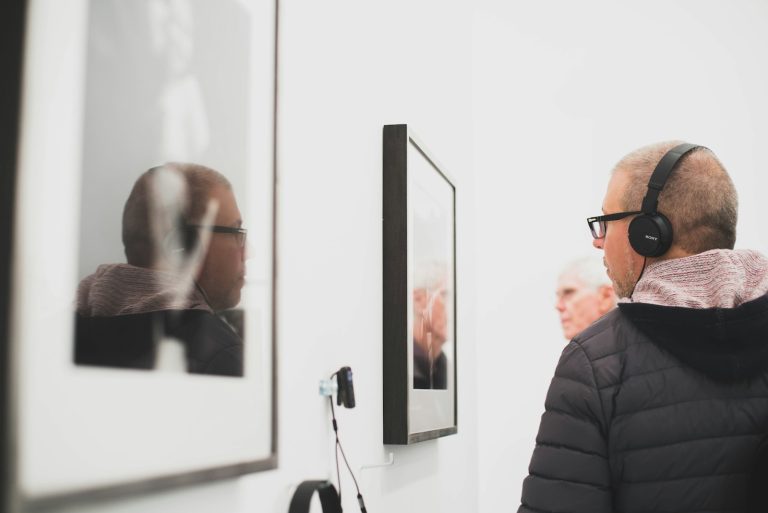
[270,0,280,474]
[408,426,458,445]
[407,131,458,191]
[23,459,277,513]
[9,0,280,510]
[2,0,28,512]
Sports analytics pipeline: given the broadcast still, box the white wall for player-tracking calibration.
[272,0,477,510]
[23,0,477,512]
[473,1,768,511]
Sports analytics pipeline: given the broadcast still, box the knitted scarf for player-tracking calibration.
[623,249,768,309]
[77,263,211,316]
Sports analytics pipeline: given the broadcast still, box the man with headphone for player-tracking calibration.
[75,163,247,376]
[518,142,768,513]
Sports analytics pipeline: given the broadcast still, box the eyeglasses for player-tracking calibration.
[189,225,248,248]
[586,211,641,239]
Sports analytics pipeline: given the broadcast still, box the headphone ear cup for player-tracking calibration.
[628,213,672,257]
[182,225,198,254]
[166,217,197,258]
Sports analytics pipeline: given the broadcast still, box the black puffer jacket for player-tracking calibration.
[518,293,768,513]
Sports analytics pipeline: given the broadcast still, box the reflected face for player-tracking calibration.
[196,185,246,311]
[413,286,448,353]
[592,171,644,298]
[555,275,613,340]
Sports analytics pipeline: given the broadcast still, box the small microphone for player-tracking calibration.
[336,366,355,408]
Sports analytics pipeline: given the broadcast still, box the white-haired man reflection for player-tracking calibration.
[413,262,450,389]
[555,256,617,341]
[75,163,246,376]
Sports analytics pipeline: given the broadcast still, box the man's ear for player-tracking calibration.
[597,284,617,314]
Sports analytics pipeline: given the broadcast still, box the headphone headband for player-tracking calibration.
[289,481,342,513]
[628,142,705,258]
[640,143,701,213]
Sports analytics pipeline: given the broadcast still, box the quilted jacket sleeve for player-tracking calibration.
[518,341,612,513]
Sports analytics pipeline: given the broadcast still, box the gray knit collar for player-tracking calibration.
[76,263,211,317]
[620,249,768,309]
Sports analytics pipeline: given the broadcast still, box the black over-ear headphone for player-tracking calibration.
[180,221,199,256]
[627,143,701,257]
[289,481,342,513]
[166,214,199,258]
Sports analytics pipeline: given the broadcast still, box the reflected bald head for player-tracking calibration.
[122,163,231,267]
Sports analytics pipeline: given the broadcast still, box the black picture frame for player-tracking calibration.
[4,1,279,510]
[382,124,458,445]
[1,0,27,512]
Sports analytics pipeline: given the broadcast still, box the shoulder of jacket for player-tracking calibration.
[570,308,636,363]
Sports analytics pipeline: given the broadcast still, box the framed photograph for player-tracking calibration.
[4,0,277,509]
[382,124,457,445]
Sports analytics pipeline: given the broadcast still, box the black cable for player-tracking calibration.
[329,397,343,504]
[329,374,368,512]
[629,256,648,302]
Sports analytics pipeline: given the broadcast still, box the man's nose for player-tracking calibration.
[593,237,605,250]
[555,298,565,312]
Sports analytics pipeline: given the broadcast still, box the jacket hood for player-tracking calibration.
[619,294,768,381]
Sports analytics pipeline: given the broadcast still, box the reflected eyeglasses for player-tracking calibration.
[586,211,641,239]
[188,225,248,248]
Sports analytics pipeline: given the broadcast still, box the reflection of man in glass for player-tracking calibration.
[75,163,246,376]
[413,264,450,389]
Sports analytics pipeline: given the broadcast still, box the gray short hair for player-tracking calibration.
[613,141,738,254]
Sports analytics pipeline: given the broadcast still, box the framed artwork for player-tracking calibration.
[4,0,277,509]
[382,124,458,445]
